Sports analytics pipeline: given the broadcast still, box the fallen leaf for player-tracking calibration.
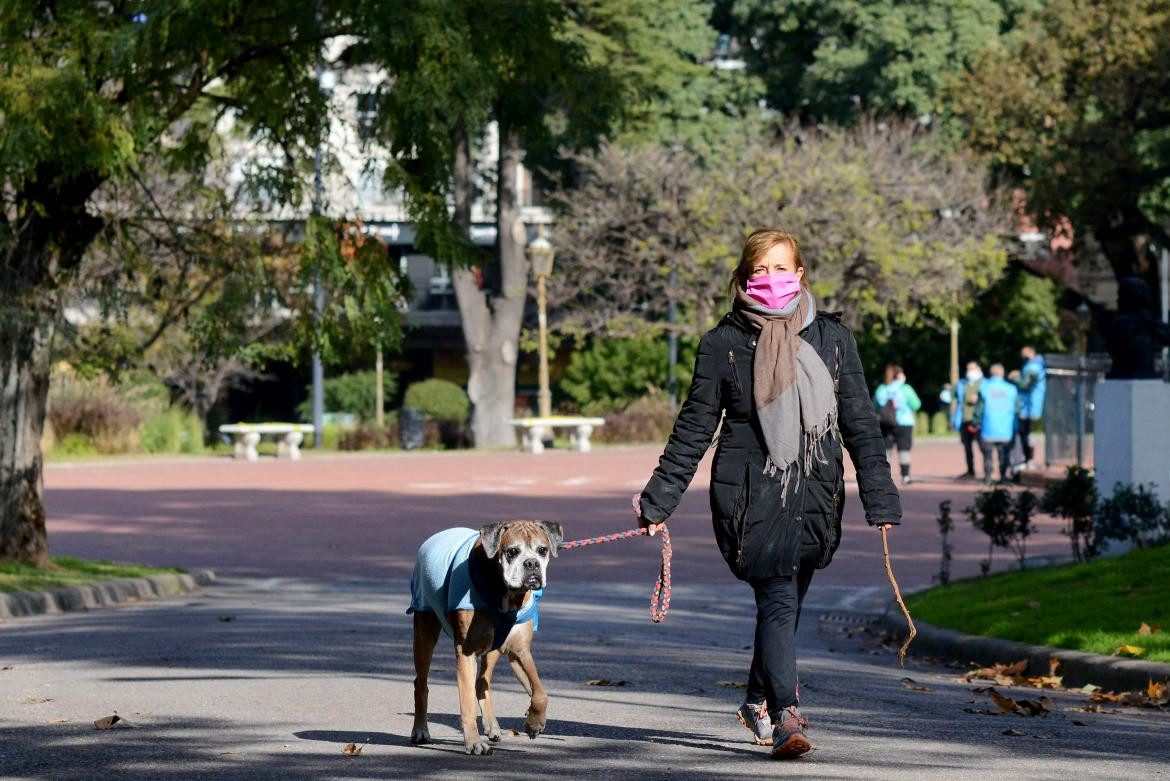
[48,718,71,724]
[584,679,631,687]
[22,696,52,705]
[715,681,746,689]
[901,677,933,692]
[1015,696,1052,717]
[1001,660,1028,675]
[1147,680,1169,703]
[342,742,362,756]
[1002,728,1028,736]
[217,615,235,622]
[0,666,12,671]
[508,729,521,737]
[1115,644,1145,657]
[1071,719,1091,726]
[94,714,121,730]
[1048,656,1061,677]
[1137,622,1161,635]
[1081,684,1102,695]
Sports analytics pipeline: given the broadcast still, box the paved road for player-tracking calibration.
[3,578,1168,780]
[7,440,1163,779]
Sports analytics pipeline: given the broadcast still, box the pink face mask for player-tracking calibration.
[745,272,802,310]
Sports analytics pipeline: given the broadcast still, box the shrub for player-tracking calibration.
[297,370,397,422]
[140,408,205,454]
[965,488,1036,573]
[1095,483,1170,551]
[48,378,142,454]
[1040,465,1099,561]
[597,395,678,444]
[559,333,696,416]
[403,379,470,424]
[914,411,930,435]
[930,411,950,434]
[55,433,98,457]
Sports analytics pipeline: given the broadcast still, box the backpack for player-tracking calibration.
[879,398,898,430]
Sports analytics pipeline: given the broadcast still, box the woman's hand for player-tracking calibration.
[632,493,668,537]
[877,523,894,531]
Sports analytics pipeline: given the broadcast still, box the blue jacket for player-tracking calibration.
[874,380,922,427]
[951,376,983,430]
[1014,355,1046,419]
[976,377,1019,442]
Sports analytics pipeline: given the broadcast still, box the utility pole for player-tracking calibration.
[949,289,959,389]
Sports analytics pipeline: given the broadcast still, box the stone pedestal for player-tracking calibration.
[1093,380,1170,502]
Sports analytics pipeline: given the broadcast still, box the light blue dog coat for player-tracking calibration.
[407,527,541,650]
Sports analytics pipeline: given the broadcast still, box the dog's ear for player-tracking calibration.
[479,522,508,558]
[538,521,564,557]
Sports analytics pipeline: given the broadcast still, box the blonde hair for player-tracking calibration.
[728,229,807,301]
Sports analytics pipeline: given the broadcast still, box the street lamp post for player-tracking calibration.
[527,227,555,419]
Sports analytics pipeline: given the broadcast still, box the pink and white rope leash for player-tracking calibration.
[558,526,672,623]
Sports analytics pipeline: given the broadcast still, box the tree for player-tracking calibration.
[549,119,1011,339]
[726,0,1026,123]
[1,4,406,565]
[360,0,629,446]
[949,0,1170,295]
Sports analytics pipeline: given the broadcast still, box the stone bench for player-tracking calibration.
[218,423,316,462]
[510,417,606,454]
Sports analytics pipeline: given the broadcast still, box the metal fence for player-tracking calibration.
[1043,353,1112,468]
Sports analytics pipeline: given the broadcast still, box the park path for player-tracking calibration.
[5,440,1167,779]
[2,576,1167,780]
[41,438,1072,589]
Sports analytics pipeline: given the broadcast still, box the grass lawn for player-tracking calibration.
[0,556,184,593]
[906,544,1170,663]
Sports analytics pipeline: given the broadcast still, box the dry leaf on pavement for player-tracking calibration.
[585,679,631,687]
[1001,728,1029,736]
[94,714,121,730]
[22,696,52,704]
[901,677,933,692]
[716,681,746,689]
[342,742,363,756]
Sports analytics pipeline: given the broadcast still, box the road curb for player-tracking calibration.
[0,570,215,620]
[881,609,1170,692]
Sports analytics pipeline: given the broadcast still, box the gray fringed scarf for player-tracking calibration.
[734,287,838,501]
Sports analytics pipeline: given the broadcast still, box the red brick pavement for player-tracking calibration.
[43,438,1070,589]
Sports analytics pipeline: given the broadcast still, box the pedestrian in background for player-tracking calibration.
[874,365,921,485]
[974,364,1018,484]
[951,361,984,479]
[1008,345,1046,470]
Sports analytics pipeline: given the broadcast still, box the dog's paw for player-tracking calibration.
[465,738,494,755]
[485,719,502,742]
[523,711,546,740]
[409,726,431,745]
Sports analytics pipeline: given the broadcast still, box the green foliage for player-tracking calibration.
[729,0,1024,124]
[1040,465,1100,562]
[140,408,205,455]
[965,487,1036,572]
[559,334,697,415]
[0,556,183,594]
[595,395,679,444]
[1095,483,1170,552]
[949,0,1170,281]
[403,379,470,424]
[905,543,1170,663]
[296,369,397,422]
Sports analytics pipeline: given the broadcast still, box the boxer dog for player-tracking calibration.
[407,520,563,755]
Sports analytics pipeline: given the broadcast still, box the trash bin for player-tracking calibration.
[399,408,425,450]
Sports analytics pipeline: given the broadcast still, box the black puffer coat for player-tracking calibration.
[640,310,902,581]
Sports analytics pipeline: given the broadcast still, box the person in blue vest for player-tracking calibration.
[874,365,922,485]
[973,364,1019,483]
[1009,346,1046,470]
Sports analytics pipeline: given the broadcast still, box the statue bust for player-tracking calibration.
[1105,277,1170,380]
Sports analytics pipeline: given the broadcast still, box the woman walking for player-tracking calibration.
[634,229,902,759]
[874,365,922,485]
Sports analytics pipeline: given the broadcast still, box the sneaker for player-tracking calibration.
[770,705,811,759]
[736,701,773,746]
[901,475,913,486]
[956,471,976,480]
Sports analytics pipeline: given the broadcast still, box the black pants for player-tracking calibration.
[979,439,1012,480]
[960,425,978,474]
[1016,417,1035,463]
[881,425,914,478]
[745,546,819,720]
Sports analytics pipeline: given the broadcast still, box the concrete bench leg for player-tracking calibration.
[278,431,305,460]
[234,431,261,462]
[525,426,546,454]
[571,424,594,453]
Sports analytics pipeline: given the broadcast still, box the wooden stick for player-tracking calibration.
[881,525,916,667]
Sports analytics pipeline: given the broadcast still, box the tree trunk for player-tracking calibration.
[451,119,526,449]
[0,302,55,566]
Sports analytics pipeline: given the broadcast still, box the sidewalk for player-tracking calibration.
[2,577,1167,780]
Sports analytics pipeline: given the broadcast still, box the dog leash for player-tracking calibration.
[559,527,672,623]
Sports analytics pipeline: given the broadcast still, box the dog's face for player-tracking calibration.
[479,520,563,591]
